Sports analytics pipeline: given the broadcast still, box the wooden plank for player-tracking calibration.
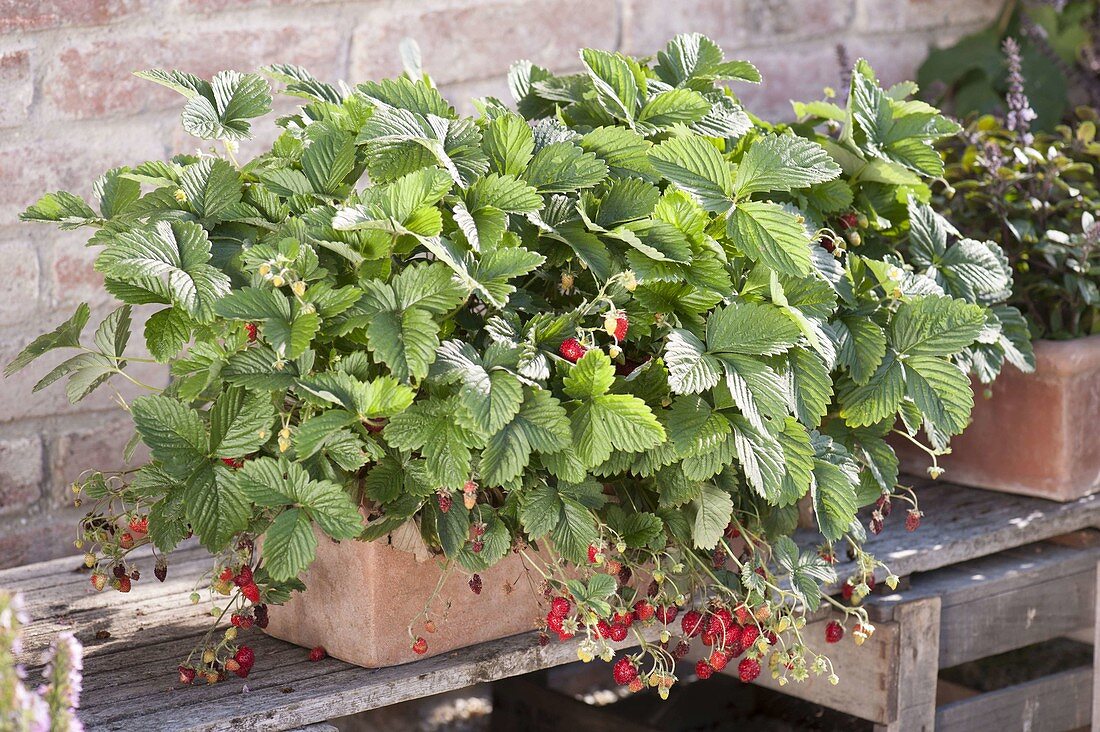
[746,616,901,725]
[935,667,1092,732]
[867,542,1100,667]
[1093,559,1100,732]
[811,479,1100,593]
[877,597,940,732]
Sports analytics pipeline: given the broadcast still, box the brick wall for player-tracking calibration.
[0,0,1001,568]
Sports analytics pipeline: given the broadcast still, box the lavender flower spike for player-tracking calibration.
[1002,37,1037,144]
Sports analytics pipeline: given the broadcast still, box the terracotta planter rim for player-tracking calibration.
[1030,334,1100,377]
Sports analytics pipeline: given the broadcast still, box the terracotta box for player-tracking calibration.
[264,531,546,667]
[897,336,1100,501]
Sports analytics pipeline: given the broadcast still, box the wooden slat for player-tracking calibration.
[935,667,1093,731]
[746,616,901,725]
[814,477,1100,593]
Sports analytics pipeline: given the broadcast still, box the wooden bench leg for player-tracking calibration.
[1092,560,1100,732]
[874,597,941,732]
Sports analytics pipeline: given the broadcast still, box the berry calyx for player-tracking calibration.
[825,620,844,644]
[412,637,428,655]
[738,657,761,682]
[309,646,327,662]
[559,337,587,363]
[469,574,483,595]
[612,656,638,685]
[695,660,714,680]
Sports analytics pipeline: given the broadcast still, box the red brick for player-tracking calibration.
[623,0,753,57]
[854,0,1001,33]
[0,120,170,224]
[0,508,83,569]
[49,414,145,508]
[0,232,41,326]
[0,318,169,424]
[42,24,348,121]
[0,0,147,33]
[745,0,856,38]
[736,43,840,121]
[350,0,619,87]
[0,435,43,517]
[0,49,33,128]
[175,0,340,10]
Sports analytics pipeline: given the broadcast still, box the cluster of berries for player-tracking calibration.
[87,514,155,593]
[558,311,629,364]
[216,564,262,604]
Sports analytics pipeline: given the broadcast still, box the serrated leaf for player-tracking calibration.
[691,483,733,549]
[208,386,274,458]
[263,507,316,581]
[733,134,841,196]
[524,141,608,192]
[648,135,732,212]
[726,201,812,276]
[5,304,90,376]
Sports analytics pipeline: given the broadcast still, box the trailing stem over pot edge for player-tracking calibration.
[7,34,1032,691]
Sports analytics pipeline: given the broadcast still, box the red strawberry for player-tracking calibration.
[608,623,628,642]
[839,212,859,230]
[559,338,587,363]
[906,509,922,532]
[587,544,601,564]
[695,660,714,680]
[253,604,269,629]
[709,608,734,636]
[595,619,612,639]
[234,565,253,587]
[613,611,634,627]
[681,610,704,638]
[740,625,759,648]
[231,613,254,630]
[178,666,197,685]
[128,515,148,535]
[90,574,107,591]
[825,620,844,643]
[738,657,761,682]
[119,533,134,550]
[633,600,655,622]
[219,567,235,583]
[412,637,428,655]
[841,581,855,601]
[309,646,326,662]
[116,576,131,593]
[436,491,453,513]
[234,646,254,677]
[546,612,565,633]
[241,582,261,604]
[673,640,691,659]
[613,656,638,685]
[614,315,628,341]
[245,322,258,342]
[734,605,752,626]
[469,574,482,595]
[709,649,733,672]
[654,605,678,624]
[221,457,244,469]
[550,596,571,618]
[154,559,168,582]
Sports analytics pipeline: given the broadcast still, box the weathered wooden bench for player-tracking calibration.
[3,478,1099,731]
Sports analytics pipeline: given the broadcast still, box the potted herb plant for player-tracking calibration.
[7,34,1019,691]
[896,38,1099,501]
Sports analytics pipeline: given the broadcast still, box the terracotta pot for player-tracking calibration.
[895,336,1100,501]
[264,529,545,667]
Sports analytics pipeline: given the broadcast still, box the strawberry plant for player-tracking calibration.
[8,34,1028,691]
